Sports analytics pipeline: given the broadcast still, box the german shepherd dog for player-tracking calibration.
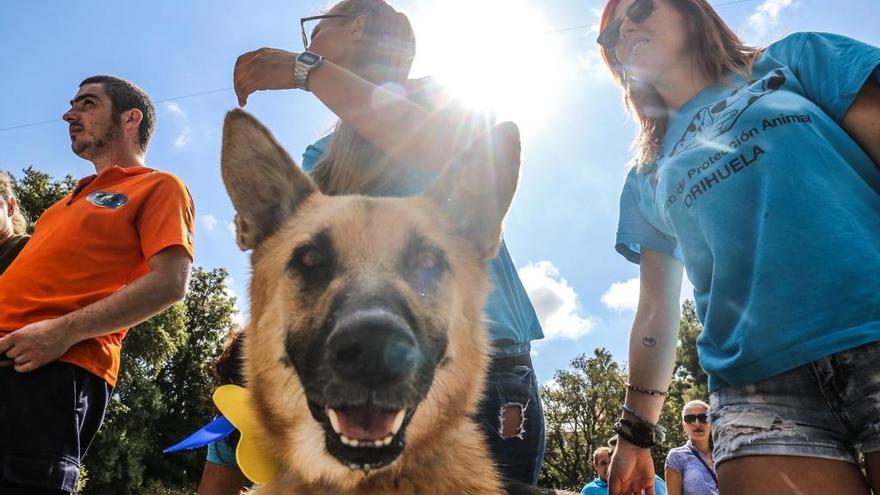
[221,110,571,495]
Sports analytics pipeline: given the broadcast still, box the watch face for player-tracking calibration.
[298,52,321,65]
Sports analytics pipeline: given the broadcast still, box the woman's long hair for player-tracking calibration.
[598,0,761,170]
[0,171,27,236]
[309,0,417,196]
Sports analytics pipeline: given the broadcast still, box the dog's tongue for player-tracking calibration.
[332,406,401,441]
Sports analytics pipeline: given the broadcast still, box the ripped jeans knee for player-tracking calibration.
[499,401,528,439]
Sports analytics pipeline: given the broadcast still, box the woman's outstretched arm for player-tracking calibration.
[234,48,485,172]
[608,248,683,495]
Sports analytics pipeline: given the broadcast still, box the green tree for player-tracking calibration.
[9,166,77,231]
[539,348,626,491]
[83,268,237,494]
[673,300,708,400]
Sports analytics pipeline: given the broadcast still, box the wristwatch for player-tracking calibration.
[613,418,666,449]
[293,51,324,91]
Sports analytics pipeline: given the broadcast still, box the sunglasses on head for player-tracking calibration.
[597,0,655,50]
[683,413,709,424]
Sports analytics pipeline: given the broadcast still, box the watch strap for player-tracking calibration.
[294,51,323,91]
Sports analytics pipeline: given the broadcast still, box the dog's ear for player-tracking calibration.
[424,122,521,260]
[221,109,318,250]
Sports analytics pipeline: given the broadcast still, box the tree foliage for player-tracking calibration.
[82,268,237,494]
[9,166,77,232]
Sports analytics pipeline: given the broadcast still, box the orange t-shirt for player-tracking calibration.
[0,165,195,386]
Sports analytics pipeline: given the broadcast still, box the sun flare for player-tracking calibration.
[409,0,565,133]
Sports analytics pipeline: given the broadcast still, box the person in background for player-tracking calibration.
[665,400,717,495]
[198,330,249,495]
[232,0,546,485]
[582,446,613,495]
[0,171,29,275]
[597,0,880,494]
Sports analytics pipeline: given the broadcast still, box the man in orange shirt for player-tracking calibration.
[0,75,195,494]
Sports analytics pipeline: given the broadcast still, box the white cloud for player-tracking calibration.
[601,277,640,312]
[163,101,187,118]
[173,126,191,150]
[225,277,246,327]
[226,221,236,236]
[602,276,698,313]
[200,213,219,231]
[743,0,796,44]
[518,261,596,340]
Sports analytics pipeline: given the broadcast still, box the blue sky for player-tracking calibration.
[1,0,877,385]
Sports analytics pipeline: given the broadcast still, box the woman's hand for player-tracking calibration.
[608,441,657,495]
[233,48,298,107]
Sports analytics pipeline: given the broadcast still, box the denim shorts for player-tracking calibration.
[710,340,880,466]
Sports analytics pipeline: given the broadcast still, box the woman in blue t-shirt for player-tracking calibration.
[595,1,880,494]
[231,0,546,485]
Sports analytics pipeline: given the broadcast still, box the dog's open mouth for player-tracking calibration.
[309,400,416,471]
[327,405,406,448]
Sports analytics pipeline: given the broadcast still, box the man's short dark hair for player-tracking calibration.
[80,75,155,152]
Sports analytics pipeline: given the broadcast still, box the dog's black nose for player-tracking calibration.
[327,309,421,383]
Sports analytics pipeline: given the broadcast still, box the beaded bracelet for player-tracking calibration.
[626,383,668,397]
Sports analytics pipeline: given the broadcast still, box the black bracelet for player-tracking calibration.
[613,419,656,449]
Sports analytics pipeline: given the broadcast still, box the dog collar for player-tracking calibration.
[164,385,281,484]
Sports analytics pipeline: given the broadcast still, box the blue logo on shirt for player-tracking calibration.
[87,191,128,209]
[670,70,786,157]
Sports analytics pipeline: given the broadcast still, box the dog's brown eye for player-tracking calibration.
[415,250,438,270]
[300,248,326,268]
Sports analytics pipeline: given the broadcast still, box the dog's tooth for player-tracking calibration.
[381,435,393,446]
[350,438,360,447]
[341,435,352,446]
[327,408,342,434]
[391,409,406,434]
[373,439,384,448]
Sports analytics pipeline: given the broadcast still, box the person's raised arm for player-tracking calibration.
[841,80,880,168]
[608,248,683,495]
[233,48,483,172]
[0,246,191,372]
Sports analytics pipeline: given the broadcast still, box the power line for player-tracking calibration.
[0,0,763,134]
[0,87,234,133]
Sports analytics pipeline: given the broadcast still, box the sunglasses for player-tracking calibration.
[597,0,655,50]
[300,14,355,49]
[683,413,709,425]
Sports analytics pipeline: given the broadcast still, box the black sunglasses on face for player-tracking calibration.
[596,0,655,50]
[683,413,709,424]
[300,14,355,49]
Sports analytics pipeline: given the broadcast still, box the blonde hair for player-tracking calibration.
[309,0,417,196]
[598,0,761,170]
[682,399,710,416]
[0,171,27,236]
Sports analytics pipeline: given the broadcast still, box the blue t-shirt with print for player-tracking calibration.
[303,135,544,348]
[615,32,880,391]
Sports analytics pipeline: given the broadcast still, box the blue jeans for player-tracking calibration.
[710,339,880,466]
[475,351,546,485]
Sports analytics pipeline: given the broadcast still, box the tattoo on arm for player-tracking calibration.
[642,337,657,348]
